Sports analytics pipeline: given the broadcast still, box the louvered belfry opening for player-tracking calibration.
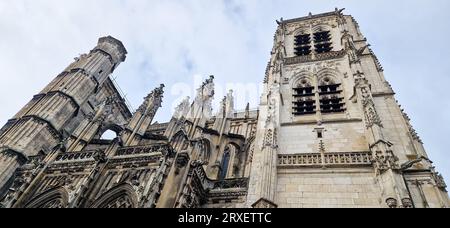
[293,79,316,116]
[314,31,333,54]
[319,77,345,113]
[294,34,312,56]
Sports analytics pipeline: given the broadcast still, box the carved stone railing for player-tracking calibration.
[190,164,249,191]
[212,178,249,190]
[55,150,96,162]
[115,144,171,157]
[285,49,347,65]
[278,151,372,168]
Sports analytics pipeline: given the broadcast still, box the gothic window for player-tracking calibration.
[24,187,69,208]
[198,139,211,164]
[294,34,312,56]
[101,130,117,140]
[219,147,231,181]
[313,31,333,53]
[319,77,345,113]
[293,79,316,116]
[90,183,138,208]
[171,131,189,152]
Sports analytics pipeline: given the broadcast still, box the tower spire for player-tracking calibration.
[121,84,165,146]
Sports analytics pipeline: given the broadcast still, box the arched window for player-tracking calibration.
[171,131,189,152]
[24,187,69,208]
[314,30,333,53]
[90,183,138,208]
[96,124,123,140]
[198,139,211,164]
[100,130,117,140]
[312,26,333,54]
[219,147,231,181]
[293,78,316,116]
[318,77,345,113]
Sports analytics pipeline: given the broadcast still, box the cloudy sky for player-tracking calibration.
[1,0,449,181]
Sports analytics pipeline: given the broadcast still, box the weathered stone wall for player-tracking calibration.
[279,121,368,155]
[276,168,382,208]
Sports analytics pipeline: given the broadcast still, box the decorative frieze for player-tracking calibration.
[285,50,346,65]
[278,151,372,168]
[116,144,171,157]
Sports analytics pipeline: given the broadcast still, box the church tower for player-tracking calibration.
[0,36,127,194]
[246,9,450,208]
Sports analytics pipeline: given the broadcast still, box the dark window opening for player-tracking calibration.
[314,31,333,53]
[317,131,323,138]
[294,86,315,97]
[293,98,316,115]
[293,80,316,116]
[295,46,312,56]
[320,95,345,113]
[314,31,332,43]
[219,150,230,181]
[319,83,342,95]
[294,34,312,56]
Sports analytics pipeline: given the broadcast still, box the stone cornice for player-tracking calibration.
[282,10,343,25]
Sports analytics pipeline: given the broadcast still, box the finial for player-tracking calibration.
[276,17,284,25]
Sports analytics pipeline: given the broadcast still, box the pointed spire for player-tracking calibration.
[137,84,165,115]
[245,103,250,119]
[216,90,234,119]
[195,75,215,102]
[173,96,191,119]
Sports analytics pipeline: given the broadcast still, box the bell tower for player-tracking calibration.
[247,9,450,208]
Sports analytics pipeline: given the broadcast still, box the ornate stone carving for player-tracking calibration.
[401,110,423,144]
[432,171,447,190]
[137,84,165,117]
[386,198,398,208]
[372,150,399,172]
[175,152,190,175]
[173,97,191,120]
[263,129,278,149]
[252,198,278,208]
[401,198,413,208]
[364,105,383,128]
[358,86,383,129]
[213,178,249,190]
[93,149,107,163]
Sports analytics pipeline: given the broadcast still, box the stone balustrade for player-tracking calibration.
[278,151,372,168]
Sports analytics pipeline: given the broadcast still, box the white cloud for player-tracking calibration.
[0,0,449,183]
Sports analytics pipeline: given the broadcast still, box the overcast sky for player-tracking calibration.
[0,0,449,182]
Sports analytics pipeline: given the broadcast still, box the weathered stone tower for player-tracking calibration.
[0,9,448,208]
[0,36,128,195]
[246,9,450,208]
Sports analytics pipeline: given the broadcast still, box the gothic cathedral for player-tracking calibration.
[0,9,448,208]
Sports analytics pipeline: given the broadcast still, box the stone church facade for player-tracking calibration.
[0,9,449,208]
